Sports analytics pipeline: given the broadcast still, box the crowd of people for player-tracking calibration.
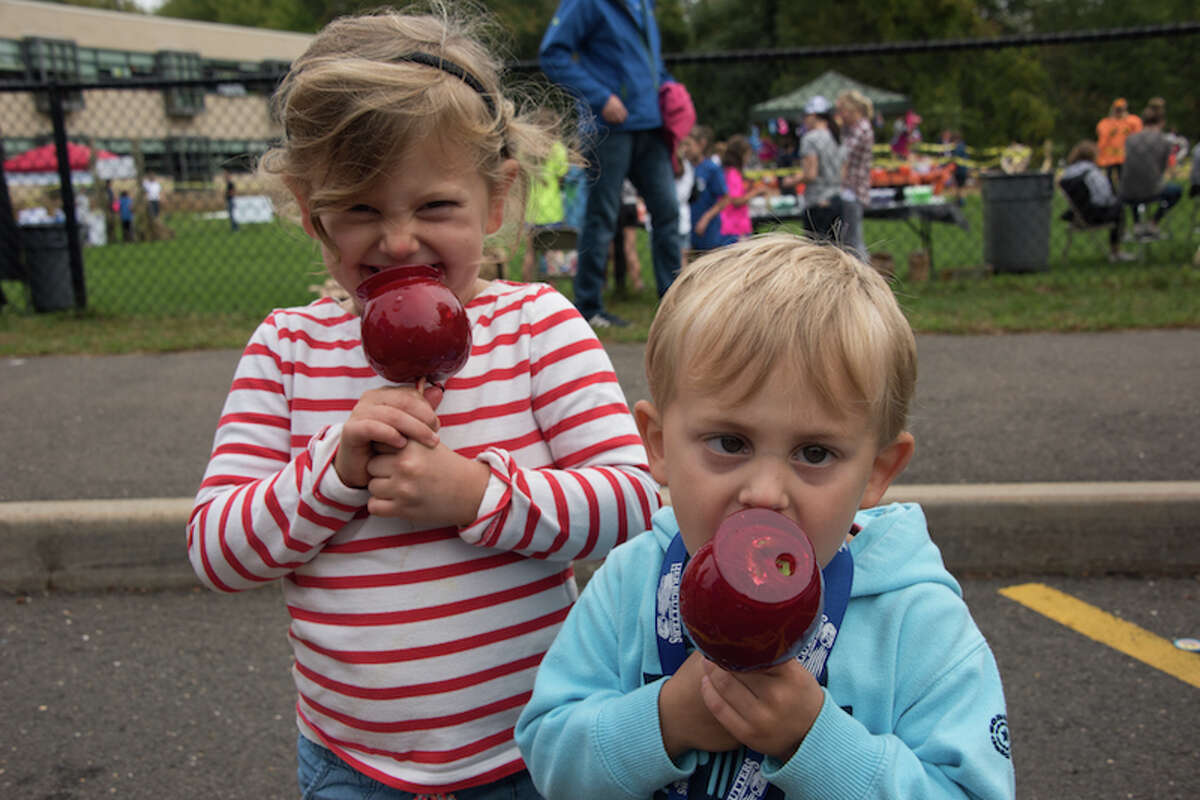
[1058,95,1190,262]
[519,82,919,308]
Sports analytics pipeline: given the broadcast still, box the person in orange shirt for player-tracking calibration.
[1095,97,1143,188]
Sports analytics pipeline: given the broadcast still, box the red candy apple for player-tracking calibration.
[678,508,824,672]
[355,265,472,386]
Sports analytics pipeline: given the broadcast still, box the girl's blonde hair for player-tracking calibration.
[645,234,917,445]
[836,89,874,121]
[261,2,568,251]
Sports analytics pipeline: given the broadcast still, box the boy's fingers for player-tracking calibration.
[700,675,749,738]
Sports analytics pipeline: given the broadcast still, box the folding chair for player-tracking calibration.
[1058,180,1119,261]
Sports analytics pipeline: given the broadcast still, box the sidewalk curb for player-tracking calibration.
[2,482,1198,593]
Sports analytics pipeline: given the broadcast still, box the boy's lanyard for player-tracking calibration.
[654,530,854,800]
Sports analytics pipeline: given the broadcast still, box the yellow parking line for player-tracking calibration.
[999,582,1200,689]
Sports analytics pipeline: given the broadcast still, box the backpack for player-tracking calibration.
[659,81,696,173]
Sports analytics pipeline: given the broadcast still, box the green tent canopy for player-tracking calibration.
[750,69,910,122]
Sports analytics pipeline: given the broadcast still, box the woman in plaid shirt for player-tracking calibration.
[836,90,875,262]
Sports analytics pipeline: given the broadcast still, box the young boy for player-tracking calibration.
[685,126,732,254]
[515,234,1015,799]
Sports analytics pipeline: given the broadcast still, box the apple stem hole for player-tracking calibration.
[775,553,796,576]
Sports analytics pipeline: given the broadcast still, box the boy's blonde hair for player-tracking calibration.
[645,234,917,445]
[261,2,567,251]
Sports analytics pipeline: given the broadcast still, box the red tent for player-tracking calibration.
[3,142,117,173]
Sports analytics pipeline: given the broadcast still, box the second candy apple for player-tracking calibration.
[678,508,824,672]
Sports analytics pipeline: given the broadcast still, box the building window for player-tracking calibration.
[2,137,40,160]
[138,138,169,178]
[22,37,85,112]
[0,38,24,79]
[95,49,135,80]
[167,136,213,182]
[156,50,205,116]
[211,139,270,173]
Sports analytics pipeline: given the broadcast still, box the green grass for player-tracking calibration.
[2,194,1198,357]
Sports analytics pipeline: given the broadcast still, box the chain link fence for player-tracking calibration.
[2,69,1197,318]
[0,73,328,318]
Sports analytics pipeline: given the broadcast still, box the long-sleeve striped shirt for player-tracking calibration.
[187,280,660,792]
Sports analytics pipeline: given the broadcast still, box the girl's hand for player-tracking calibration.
[699,658,824,763]
[364,440,490,526]
[335,384,441,489]
[658,651,740,760]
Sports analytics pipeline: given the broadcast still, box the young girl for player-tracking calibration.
[187,6,660,798]
[718,134,768,242]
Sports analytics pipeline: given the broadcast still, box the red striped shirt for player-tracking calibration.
[188,282,660,791]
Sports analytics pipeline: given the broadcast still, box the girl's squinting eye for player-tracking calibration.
[796,445,834,466]
[704,434,747,456]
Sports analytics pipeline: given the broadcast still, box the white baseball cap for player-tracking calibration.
[803,95,832,116]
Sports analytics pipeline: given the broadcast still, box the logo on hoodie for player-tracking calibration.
[656,562,683,645]
[990,714,1011,758]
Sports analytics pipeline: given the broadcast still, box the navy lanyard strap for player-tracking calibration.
[654,530,854,800]
[655,531,691,674]
[799,543,853,686]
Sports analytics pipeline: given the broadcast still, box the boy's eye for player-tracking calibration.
[704,435,747,456]
[346,204,377,214]
[796,445,833,466]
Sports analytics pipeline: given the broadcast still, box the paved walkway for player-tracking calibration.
[2,330,1198,590]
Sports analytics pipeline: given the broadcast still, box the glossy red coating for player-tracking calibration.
[355,265,472,385]
[678,508,824,672]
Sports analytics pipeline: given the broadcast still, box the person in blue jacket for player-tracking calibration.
[540,0,680,328]
[516,234,1016,800]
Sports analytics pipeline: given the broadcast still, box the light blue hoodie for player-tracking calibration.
[516,503,1015,799]
[539,0,669,134]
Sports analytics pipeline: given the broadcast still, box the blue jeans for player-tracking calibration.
[575,129,680,318]
[1125,182,1183,223]
[841,197,867,261]
[297,735,544,800]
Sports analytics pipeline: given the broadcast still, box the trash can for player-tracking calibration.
[981,172,1054,273]
[20,222,75,312]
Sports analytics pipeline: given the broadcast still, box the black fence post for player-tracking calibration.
[0,144,19,309]
[47,80,88,310]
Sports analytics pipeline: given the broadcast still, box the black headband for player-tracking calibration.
[394,52,496,118]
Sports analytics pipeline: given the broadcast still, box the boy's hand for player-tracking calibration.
[335,385,441,489]
[699,658,824,763]
[365,440,490,527]
[658,651,740,760]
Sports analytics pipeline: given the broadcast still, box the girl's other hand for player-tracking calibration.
[335,385,441,489]
[365,440,490,526]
